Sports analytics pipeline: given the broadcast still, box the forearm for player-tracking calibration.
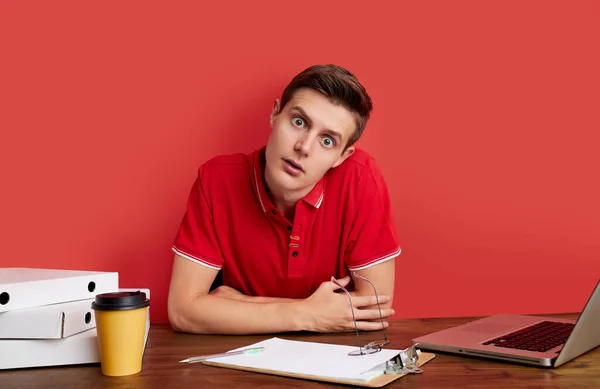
[169,294,309,335]
[218,288,359,304]
[225,294,300,303]
[209,285,299,303]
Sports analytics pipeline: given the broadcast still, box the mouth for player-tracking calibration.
[283,159,304,173]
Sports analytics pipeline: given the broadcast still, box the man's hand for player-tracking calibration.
[300,276,394,333]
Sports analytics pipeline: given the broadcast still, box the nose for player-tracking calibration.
[294,132,316,157]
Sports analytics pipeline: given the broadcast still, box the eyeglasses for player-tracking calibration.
[331,272,424,374]
[331,271,390,356]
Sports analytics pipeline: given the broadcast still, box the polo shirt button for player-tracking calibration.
[271,209,277,215]
[292,251,298,257]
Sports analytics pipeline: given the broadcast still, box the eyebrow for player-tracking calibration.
[290,106,344,143]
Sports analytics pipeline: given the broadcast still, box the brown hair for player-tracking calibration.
[279,64,373,148]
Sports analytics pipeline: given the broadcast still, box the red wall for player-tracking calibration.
[1,1,598,323]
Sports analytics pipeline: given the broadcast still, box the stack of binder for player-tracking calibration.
[0,268,150,370]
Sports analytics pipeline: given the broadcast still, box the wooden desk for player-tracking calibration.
[2,314,598,388]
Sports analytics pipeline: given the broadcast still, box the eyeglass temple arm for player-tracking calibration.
[330,277,364,354]
[352,272,388,342]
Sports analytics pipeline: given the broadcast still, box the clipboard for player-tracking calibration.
[201,342,435,388]
[203,351,435,387]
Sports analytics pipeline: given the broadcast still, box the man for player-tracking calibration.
[168,64,400,335]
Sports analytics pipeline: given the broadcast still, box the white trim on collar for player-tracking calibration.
[315,191,324,208]
[253,164,266,212]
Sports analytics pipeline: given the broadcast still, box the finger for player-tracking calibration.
[328,275,351,291]
[350,295,391,307]
[351,320,390,332]
[353,308,395,321]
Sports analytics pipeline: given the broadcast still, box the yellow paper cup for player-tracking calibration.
[91,291,150,376]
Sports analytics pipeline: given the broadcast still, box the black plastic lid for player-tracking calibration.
[91,291,150,311]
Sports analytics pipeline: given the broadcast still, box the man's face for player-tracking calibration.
[265,88,356,198]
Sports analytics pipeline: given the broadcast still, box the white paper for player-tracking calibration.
[205,337,402,381]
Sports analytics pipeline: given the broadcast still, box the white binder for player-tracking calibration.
[0,268,118,313]
[0,298,96,339]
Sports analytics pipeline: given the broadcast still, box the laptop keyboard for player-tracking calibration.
[482,321,574,352]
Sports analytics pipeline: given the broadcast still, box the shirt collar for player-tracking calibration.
[252,147,325,212]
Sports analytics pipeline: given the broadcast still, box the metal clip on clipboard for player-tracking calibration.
[332,272,424,375]
[384,345,423,374]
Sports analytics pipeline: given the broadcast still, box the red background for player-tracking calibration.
[1,1,598,323]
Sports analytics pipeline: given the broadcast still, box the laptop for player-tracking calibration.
[411,279,600,367]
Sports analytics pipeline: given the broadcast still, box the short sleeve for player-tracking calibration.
[345,159,401,271]
[172,166,224,270]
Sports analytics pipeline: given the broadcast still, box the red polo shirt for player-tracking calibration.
[172,147,400,299]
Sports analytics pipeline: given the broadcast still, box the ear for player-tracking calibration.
[270,99,281,128]
[332,146,355,168]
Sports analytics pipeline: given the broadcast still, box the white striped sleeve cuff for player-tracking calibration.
[348,247,401,271]
[172,246,222,271]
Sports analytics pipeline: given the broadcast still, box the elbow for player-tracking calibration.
[167,293,195,333]
[167,304,188,333]
[167,296,212,334]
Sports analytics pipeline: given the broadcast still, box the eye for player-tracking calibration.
[293,117,305,128]
[321,136,335,148]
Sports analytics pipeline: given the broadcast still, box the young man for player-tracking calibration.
[168,64,400,335]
